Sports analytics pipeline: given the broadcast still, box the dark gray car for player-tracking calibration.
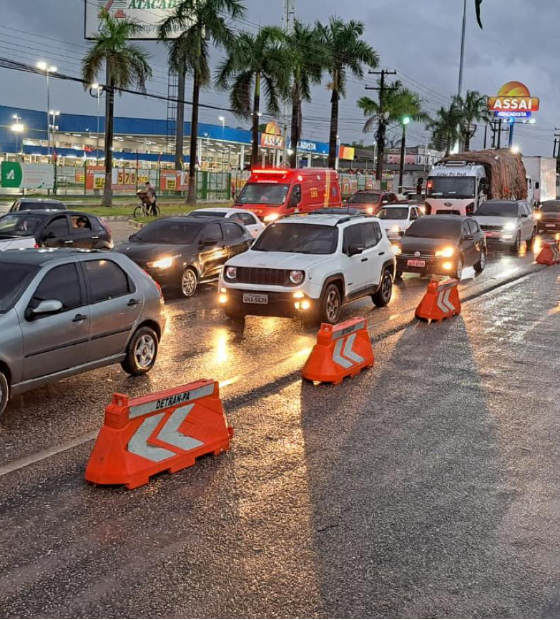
[0,249,166,419]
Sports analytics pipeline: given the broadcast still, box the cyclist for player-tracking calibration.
[144,181,158,216]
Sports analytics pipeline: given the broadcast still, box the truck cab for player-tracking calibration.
[233,168,342,223]
[425,161,488,216]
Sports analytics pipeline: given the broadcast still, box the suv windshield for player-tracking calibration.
[349,192,381,204]
[0,214,44,238]
[406,218,462,239]
[236,183,289,206]
[428,177,476,199]
[378,207,409,220]
[476,201,518,217]
[252,223,338,254]
[541,201,560,212]
[0,263,37,312]
[135,220,202,244]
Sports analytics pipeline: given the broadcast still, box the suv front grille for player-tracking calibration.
[480,224,504,232]
[235,267,296,286]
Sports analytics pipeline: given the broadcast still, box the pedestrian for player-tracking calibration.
[144,181,158,216]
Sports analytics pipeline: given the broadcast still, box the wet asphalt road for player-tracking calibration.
[1,229,560,617]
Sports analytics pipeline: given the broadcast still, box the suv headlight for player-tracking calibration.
[289,270,305,284]
[435,246,455,258]
[225,266,237,280]
[503,222,516,231]
[390,224,400,233]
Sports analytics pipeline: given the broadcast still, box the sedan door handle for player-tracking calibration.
[91,235,99,240]
[127,298,139,307]
[64,240,74,245]
[378,251,385,256]
[72,314,87,323]
[361,257,368,262]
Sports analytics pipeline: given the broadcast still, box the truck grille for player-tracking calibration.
[480,224,503,232]
[235,267,296,286]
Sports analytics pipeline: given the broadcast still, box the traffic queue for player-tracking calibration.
[0,166,555,419]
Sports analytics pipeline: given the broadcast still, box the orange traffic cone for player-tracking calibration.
[302,317,374,384]
[415,278,461,322]
[86,380,233,489]
[536,242,560,266]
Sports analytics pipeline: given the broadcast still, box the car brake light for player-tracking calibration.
[33,244,39,248]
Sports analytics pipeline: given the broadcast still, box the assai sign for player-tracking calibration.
[84,0,185,40]
[1,163,54,190]
[488,81,540,118]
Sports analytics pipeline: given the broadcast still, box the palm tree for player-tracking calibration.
[358,80,428,171]
[217,26,288,169]
[82,10,152,206]
[282,21,325,168]
[159,0,245,205]
[317,18,379,169]
[426,106,461,156]
[452,90,490,151]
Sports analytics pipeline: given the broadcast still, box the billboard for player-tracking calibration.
[1,163,54,190]
[488,81,540,118]
[84,0,184,39]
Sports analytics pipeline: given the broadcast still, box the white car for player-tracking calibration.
[188,207,265,238]
[219,213,396,324]
[377,204,423,240]
[473,199,537,253]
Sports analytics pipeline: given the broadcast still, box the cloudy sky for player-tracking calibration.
[1,0,557,155]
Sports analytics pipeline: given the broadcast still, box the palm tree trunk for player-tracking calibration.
[464,123,471,151]
[289,84,301,169]
[328,88,339,169]
[250,72,261,169]
[187,70,200,205]
[445,136,451,157]
[102,65,114,207]
[175,66,186,172]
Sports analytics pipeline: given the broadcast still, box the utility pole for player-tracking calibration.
[281,0,295,167]
[366,69,397,183]
[554,129,560,158]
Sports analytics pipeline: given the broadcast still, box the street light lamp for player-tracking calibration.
[11,114,25,155]
[398,116,411,191]
[36,61,57,158]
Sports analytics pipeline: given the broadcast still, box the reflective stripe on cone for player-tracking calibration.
[302,317,374,384]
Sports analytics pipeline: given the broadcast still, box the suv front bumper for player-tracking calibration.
[220,287,318,318]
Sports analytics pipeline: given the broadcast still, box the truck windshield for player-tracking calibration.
[252,223,338,254]
[428,177,476,199]
[236,183,290,206]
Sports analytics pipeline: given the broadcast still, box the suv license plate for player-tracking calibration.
[243,293,268,305]
[407,259,425,267]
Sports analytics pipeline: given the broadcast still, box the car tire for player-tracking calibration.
[121,326,159,376]
[454,256,464,280]
[0,370,9,423]
[510,231,521,254]
[180,267,198,298]
[474,248,487,273]
[319,283,342,324]
[372,268,393,307]
[527,228,536,250]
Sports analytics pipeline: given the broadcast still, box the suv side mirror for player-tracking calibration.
[128,233,137,241]
[348,243,364,256]
[463,234,474,241]
[26,299,63,320]
[289,190,301,208]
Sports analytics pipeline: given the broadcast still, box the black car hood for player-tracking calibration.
[116,241,195,263]
[401,236,457,252]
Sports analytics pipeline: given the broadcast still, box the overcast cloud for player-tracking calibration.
[2,0,558,155]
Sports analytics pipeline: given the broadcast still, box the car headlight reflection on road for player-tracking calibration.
[435,246,455,258]
[148,256,175,269]
[264,213,280,223]
[503,222,516,231]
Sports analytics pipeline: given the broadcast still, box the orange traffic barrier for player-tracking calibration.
[536,242,560,266]
[415,278,461,322]
[85,380,233,489]
[302,317,374,384]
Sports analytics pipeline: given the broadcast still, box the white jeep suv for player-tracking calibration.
[218,213,396,324]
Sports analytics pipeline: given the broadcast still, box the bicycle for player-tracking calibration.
[133,200,160,219]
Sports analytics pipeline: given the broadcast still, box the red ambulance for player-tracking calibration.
[233,168,342,223]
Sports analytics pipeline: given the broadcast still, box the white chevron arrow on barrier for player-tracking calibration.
[128,404,203,463]
[332,333,365,369]
[436,289,455,314]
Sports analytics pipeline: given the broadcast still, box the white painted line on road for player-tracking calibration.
[0,430,97,479]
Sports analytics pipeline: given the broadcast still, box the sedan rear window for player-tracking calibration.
[135,220,202,244]
[541,201,560,213]
[348,193,381,204]
[0,263,38,312]
[253,223,338,255]
[406,218,462,239]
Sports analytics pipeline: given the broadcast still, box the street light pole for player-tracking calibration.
[399,116,411,191]
[37,61,57,158]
